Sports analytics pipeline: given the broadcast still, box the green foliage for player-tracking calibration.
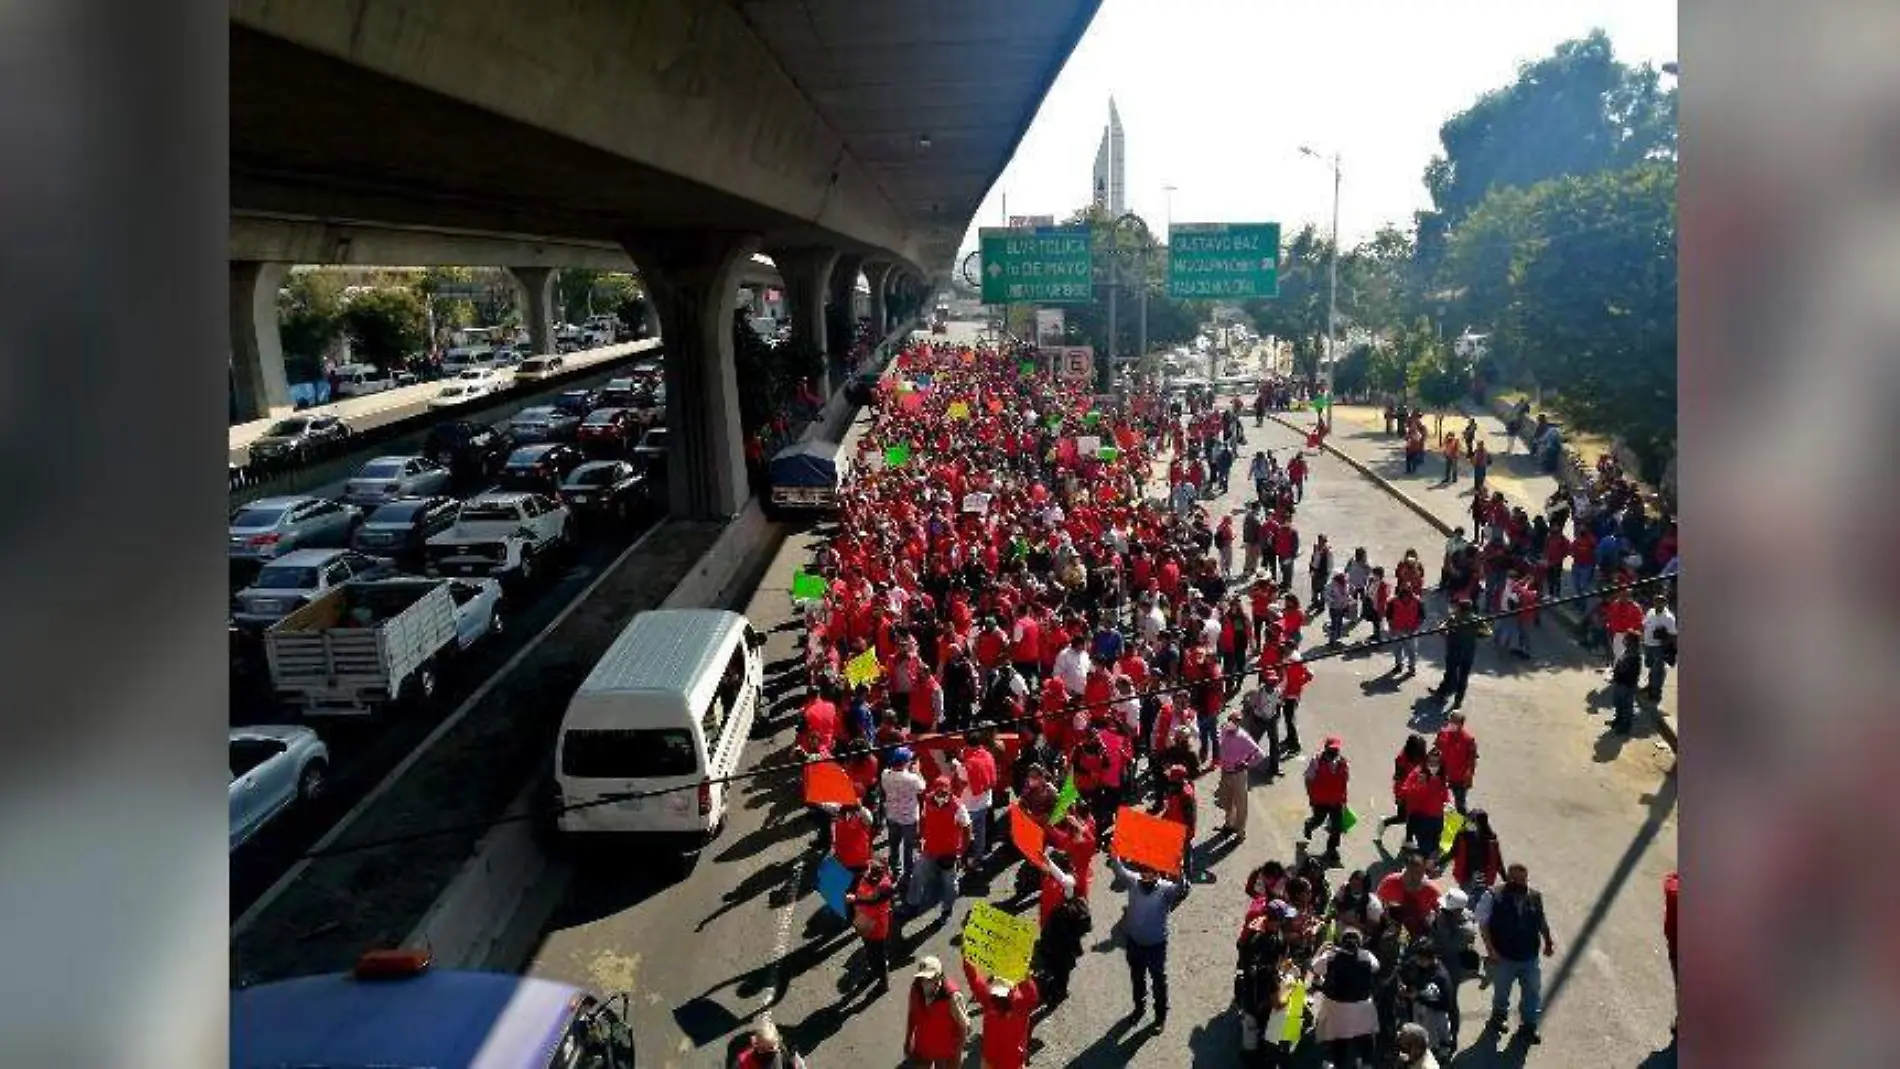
[1364,342,1412,397]
[277,271,344,381]
[1241,223,1329,382]
[341,288,428,370]
[1331,344,1372,397]
[555,269,604,323]
[414,267,478,335]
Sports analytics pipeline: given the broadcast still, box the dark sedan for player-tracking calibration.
[350,495,461,566]
[494,443,586,494]
[550,389,599,421]
[422,419,515,481]
[576,407,639,457]
[245,414,351,467]
[558,460,650,525]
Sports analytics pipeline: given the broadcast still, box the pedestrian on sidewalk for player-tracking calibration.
[1478,864,1556,1044]
[1301,736,1351,863]
[1380,734,1431,832]
[1471,440,1490,495]
[1405,421,1426,474]
[1242,504,1263,576]
[1216,712,1268,839]
[1243,685,1283,780]
[1310,927,1382,1068]
[1541,524,1570,598]
[1397,752,1453,859]
[1461,417,1478,458]
[1323,570,1356,646]
[1276,644,1312,754]
[1286,452,1308,502]
[1108,854,1191,1029]
[903,955,972,1069]
[1155,764,1201,880]
[1440,434,1462,484]
[1308,535,1335,608]
[1609,638,1642,734]
[1365,566,1391,642]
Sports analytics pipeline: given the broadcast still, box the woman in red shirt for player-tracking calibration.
[1397,752,1452,859]
[845,859,897,993]
[903,956,970,1068]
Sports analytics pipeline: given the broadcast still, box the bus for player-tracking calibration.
[931,302,949,334]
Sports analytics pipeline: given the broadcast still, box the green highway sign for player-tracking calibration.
[979,227,1095,304]
[1166,222,1281,299]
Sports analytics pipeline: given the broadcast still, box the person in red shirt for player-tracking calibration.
[973,617,1009,680]
[1301,736,1350,861]
[1434,711,1480,813]
[1277,645,1313,755]
[1385,582,1426,675]
[1570,525,1598,599]
[1542,526,1571,598]
[957,737,998,863]
[962,959,1040,1069]
[1376,848,1444,938]
[1603,587,1645,667]
[908,668,942,733]
[909,777,970,922]
[802,691,840,753]
[903,956,970,1068]
[1441,807,1505,893]
[1154,764,1200,880]
[1286,452,1308,502]
[1397,751,1453,858]
[1009,604,1041,683]
[832,803,876,879]
[1279,593,1305,647]
[845,858,897,993]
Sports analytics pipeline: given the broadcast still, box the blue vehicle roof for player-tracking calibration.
[231,969,584,1069]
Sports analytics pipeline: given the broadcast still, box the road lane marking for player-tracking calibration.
[232,520,672,938]
[757,852,806,1030]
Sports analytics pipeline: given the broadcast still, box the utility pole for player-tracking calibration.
[1299,146,1342,415]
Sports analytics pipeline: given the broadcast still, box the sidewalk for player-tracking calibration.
[1274,402,1680,747]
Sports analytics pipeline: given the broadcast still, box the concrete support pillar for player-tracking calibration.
[507,266,556,356]
[765,245,840,395]
[230,261,292,423]
[826,253,864,381]
[864,261,895,341]
[624,232,757,520]
[641,300,661,340]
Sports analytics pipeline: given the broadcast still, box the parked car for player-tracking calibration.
[422,419,515,481]
[425,492,571,583]
[550,388,600,420]
[231,548,395,630]
[229,725,329,850]
[246,414,350,466]
[230,496,362,563]
[342,456,452,509]
[506,405,581,444]
[576,407,639,456]
[332,363,395,398]
[513,355,567,383]
[351,495,461,565]
[495,443,586,494]
[559,460,650,524]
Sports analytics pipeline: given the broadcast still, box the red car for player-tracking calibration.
[576,407,639,456]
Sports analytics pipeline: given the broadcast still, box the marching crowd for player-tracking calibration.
[750,340,1675,1068]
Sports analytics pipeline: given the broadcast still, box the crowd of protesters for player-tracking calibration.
[764,341,1672,1068]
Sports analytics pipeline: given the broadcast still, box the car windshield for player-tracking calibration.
[366,502,426,523]
[231,507,286,528]
[569,466,623,487]
[358,460,405,479]
[458,504,521,523]
[251,565,321,590]
[561,728,698,779]
[265,419,309,436]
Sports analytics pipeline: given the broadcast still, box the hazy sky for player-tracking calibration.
[955,0,1677,259]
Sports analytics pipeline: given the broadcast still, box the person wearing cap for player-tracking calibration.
[845,857,897,994]
[961,956,1040,1069]
[1301,736,1351,863]
[906,775,970,924]
[880,748,927,885]
[1215,712,1268,839]
[1107,852,1190,1029]
[734,1020,806,1069]
[903,954,971,1068]
[1429,884,1480,1045]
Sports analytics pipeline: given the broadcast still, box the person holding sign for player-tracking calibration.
[1108,852,1190,1030]
[1154,765,1201,881]
[961,958,1040,1069]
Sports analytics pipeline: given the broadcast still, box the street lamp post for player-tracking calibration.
[1299,146,1342,416]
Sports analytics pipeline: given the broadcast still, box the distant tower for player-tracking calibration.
[1091,97,1126,215]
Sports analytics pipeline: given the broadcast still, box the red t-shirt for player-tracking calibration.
[1376,873,1443,936]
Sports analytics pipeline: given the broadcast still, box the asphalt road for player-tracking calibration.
[516,397,1679,1068]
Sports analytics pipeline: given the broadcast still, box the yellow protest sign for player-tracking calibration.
[844,648,882,688]
[946,400,971,420]
[961,901,1039,985]
[1281,979,1309,1041]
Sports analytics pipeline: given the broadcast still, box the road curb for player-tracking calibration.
[1267,413,1678,752]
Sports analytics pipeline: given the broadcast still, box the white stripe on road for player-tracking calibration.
[232,520,673,938]
[758,853,807,1030]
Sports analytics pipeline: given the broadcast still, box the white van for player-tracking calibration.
[554,609,765,846]
[333,364,395,398]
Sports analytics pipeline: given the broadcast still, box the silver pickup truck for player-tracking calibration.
[424,491,571,584]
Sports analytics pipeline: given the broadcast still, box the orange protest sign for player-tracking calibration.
[1009,804,1047,870]
[802,761,859,806]
[1112,806,1188,877]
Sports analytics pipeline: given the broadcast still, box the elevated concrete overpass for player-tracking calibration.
[231,0,1102,517]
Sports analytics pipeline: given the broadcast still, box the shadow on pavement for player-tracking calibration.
[1069,1013,1157,1067]
[693,855,801,933]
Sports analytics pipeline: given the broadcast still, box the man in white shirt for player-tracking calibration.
[1140,596,1168,644]
[1639,595,1678,700]
[1052,633,1092,697]
[880,749,927,884]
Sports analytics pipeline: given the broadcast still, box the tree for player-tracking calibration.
[1331,343,1373,399]
[1241,224,1329,383]
[1364,341,1412,398]
[414,267,478,340]
[1398,318,1466,441]
[555,269,605,323]
[341,288,428,371]
[1052,203,1210,372]
[277,271,344,382]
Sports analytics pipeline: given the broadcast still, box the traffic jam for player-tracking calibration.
[227,359,669,861]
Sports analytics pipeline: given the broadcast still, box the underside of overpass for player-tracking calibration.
[230,0,1102,516]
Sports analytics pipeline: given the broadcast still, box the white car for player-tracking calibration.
[425,492,571,583]
[229,725,329,850]
[512,355,567,382]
